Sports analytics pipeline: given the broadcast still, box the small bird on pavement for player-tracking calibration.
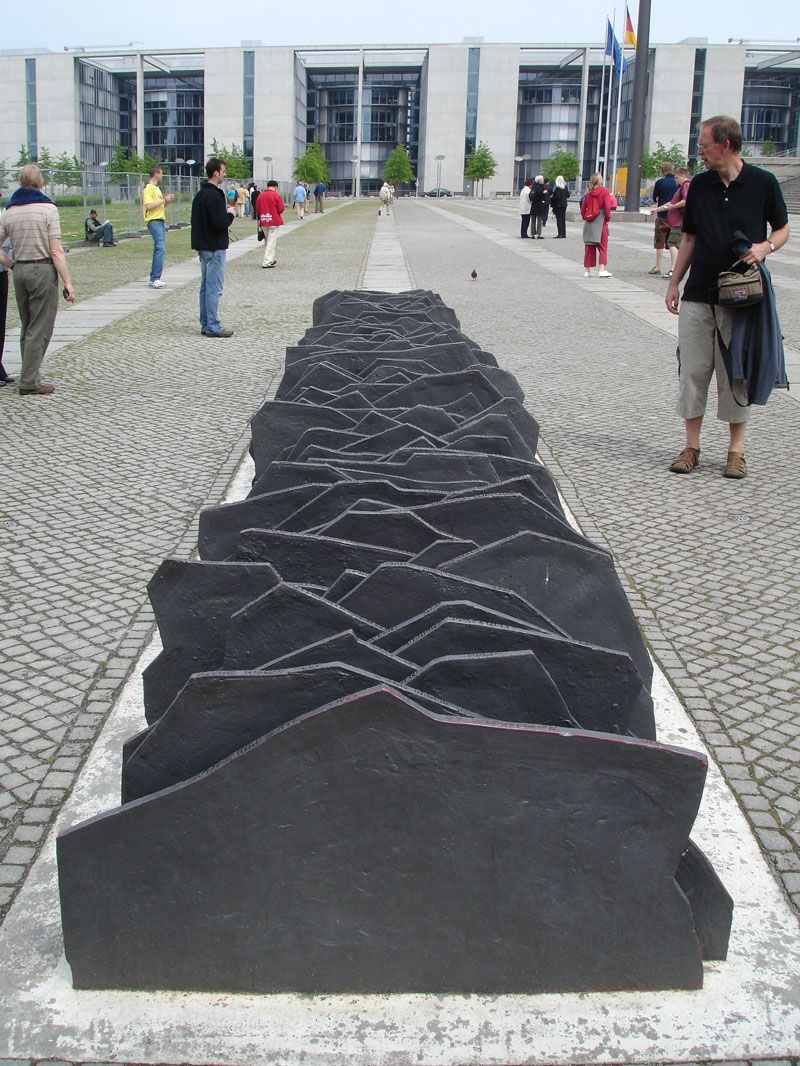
[470,269,478,280]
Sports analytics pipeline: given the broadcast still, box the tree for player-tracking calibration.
[210,139,251,179]
[761,139,776,157]
[36,146,54,171]
[294,142,330,185]
[106,144,162,176]
[640,140,686,179]
[15,144,31,167]
[382,144,414,186]
[542,145,580,183]
[53,152,84,186]
[464,141,497,197]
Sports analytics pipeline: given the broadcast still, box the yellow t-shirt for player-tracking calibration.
[143,181,166,222]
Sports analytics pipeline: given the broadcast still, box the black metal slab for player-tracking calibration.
[222,581,383,670]
[314,508,456,553]
[249,402,355,477]
[400,624,645,736]
[409,538,480,567]
[408,650,579,727]
[339,562,564,634]
[375,370,506,410]
[262,630,414,681]
[124,663,451,802]
[198,484,333,560]
[443,530,653,687]
[410,493,600,552]
[59,685,709,994]
[274,480,448,534]
[233,527,411,583]
[324,569,369,601]
[142,559,281,724]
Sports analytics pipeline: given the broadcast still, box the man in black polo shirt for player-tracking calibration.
[665,115,789,479]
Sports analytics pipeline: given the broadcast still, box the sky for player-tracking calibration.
[3,0,798,52]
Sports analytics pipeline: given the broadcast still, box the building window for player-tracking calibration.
[25,58,38,160]
[687,48,706,169]
[465,46,481,159]
[243,50,254,162]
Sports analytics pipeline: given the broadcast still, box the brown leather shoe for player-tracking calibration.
[723,450,747,479]
[204,329,234,338]
[669,446,700,473]
[19,384,56,395]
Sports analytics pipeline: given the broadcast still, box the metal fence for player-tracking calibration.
[0,170,295,245]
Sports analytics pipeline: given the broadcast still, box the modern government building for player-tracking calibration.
[1,39,799,196]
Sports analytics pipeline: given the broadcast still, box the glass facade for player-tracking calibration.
[465,46,481,160]
[741,71,800,155]
[25,58,37,161]
[115,73,204,166]
[78,61,121,166]
[687,48,706,170]
[306,66,421,194]
[243,50,254,164]
[516,67,603,179]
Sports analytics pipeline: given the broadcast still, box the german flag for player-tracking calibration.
[624,7,637,48]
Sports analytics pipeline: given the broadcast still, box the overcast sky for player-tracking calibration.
[3,0,797,52]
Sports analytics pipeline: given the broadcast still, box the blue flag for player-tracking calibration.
[605,18,628,76]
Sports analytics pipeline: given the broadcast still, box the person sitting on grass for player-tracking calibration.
[84,209,117,246]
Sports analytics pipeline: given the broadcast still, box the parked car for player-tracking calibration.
[425,188,452,198]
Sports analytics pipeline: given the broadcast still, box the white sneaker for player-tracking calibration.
[584,269,591,277]
[149,279,165,289]
[598,269,613,277]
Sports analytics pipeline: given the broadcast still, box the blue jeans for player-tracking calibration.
[198,249,226,334]
[89,222,115,245]
[147,219,166,281]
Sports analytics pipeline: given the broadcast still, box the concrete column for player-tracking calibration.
[356,48,364,198]
[136,52,145,159]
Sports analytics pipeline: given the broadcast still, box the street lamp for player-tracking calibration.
[263,155,273,181]
[435,153,445,194]
[99,159,109,215]
[514,154,531,191]
[351,154,359,199]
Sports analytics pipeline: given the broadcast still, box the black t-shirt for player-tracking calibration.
[653,174,677,206]
[681,162,788,303]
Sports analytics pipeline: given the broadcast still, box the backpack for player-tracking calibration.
[581,193,600,222]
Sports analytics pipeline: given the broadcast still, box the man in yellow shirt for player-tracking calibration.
[143,165,173,288]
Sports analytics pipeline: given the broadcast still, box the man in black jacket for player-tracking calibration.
[191,157,236,338]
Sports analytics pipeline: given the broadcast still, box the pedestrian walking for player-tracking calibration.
[190,157,236,338]
[550,176,569,238]
[0,164,75,395]
[314,181,326,213]
[256,180,285,269]
[249,183,260,218]
[0,223,16,386]
[581,173,613,277]
[292,181,308,220]
[236,184,248,218]
[665,115,789,480]
[142,165,174,288]
[378,181,392,216]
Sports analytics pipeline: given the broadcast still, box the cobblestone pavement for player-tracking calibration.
[0,201,374,918]
[398,198,800,911]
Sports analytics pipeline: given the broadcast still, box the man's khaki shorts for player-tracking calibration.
[653,217,671,249]
[667,227,683,248]
[676,301,749,423]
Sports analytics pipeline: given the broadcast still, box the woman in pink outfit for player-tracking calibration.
[580,173,614,277]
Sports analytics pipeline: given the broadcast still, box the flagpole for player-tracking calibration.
[594,20,609,173]
[611,41,626,197]
[603,8,617,181]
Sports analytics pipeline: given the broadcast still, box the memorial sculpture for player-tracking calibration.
[58,289,733,995]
